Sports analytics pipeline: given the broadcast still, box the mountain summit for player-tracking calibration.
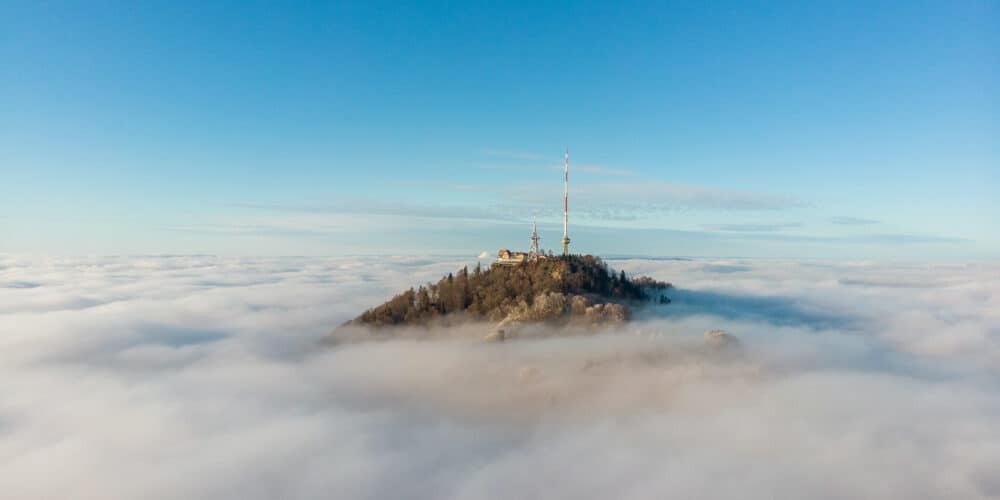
[339,255,670,337]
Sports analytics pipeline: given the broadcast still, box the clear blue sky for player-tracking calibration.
[1,1,996,259]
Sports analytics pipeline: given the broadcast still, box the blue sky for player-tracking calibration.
[1,1,996,259]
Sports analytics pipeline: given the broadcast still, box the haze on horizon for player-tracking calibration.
[1,1,996,259]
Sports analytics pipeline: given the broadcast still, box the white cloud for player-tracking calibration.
[1,255,999,499]
[476,182,802,214]
[228,182,801,228]
[701,222,803,232]
[481,149,543,161]
[546,163,633,176]
[571,182,803,211]
[829,216,880,225]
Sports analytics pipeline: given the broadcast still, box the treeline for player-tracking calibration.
[351,255,670,327]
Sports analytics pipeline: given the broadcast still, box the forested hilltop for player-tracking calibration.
[347,255,670,328]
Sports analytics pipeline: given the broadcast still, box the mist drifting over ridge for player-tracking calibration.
[2,255,999,499]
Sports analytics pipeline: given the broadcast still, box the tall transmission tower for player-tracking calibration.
[561,147,571,256]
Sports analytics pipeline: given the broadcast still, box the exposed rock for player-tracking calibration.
[570,294,591,315]
[531,291,568,320]
[704,330,740,349]
[483,329,506,342]
[584,302,630,323]
[604,303,630,322]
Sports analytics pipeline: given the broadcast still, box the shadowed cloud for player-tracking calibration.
[830,216,880,225]
[654,288,861,331]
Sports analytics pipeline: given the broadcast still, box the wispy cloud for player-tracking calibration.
[228,201,503,221]
[229,182,803,230]
[481,148,542,161]
[481,149,631,176]
[638,227,966,245]
[448,182,803,213]
[202,198,965,258]
[843,233,968,244]
[829,216,880,225]
[161,223,335,236]
[702,222,803,232]
[547,163,632,176]
[438,184,500,192]
[571,182,804,212]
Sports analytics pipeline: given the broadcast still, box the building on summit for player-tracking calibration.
[495,216,542,266]
[495,248,529,266]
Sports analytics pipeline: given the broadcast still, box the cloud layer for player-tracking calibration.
[1,255,999,499]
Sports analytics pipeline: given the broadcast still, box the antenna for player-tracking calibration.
[528,212,540,261]
[561,147,571,256]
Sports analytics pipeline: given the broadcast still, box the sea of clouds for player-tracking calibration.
[1,254,999,499]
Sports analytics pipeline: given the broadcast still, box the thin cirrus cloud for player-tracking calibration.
[203,188,963,256]
[479,163,632,177]
[829,216,881,225]
[480,148,633,176]
[674,228,966,245]
[547,163,633,176]
[842,233,968,244]
[565,182,803,212]
[171,200,966,260]
[224,182,802,225]
[702,222,804,232]
[160,222,344,236]
[475,148,799,211]
[227,201,502,221]
[481,182,802,212]
[481,148,544,161]
[2,255,999,498]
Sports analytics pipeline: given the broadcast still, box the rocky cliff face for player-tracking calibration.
[485,291,633,341]
[500,291,630,324]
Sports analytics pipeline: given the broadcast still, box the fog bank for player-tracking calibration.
[1,255,998,499]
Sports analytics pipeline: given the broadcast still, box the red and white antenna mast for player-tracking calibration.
[561,147,571,256]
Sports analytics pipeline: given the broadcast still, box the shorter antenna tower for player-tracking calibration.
[528,214,540,261]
